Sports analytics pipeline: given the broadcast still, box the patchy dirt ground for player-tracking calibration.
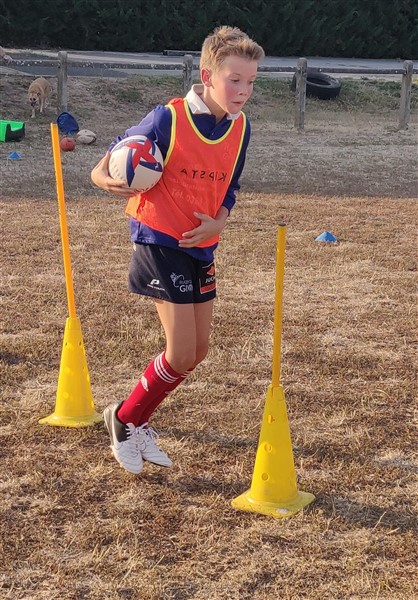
[0,74,417,600]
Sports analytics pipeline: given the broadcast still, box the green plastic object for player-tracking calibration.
[0,120,25,142]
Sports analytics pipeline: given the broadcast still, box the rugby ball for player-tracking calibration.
[60,137,76,152]
[109,134,163,192]
[76,129,97,145]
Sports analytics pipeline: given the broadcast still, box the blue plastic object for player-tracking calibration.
[57,112,79,135]
[315,231,338,243]
[7,151,22,160]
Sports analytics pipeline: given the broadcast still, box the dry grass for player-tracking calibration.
[0,74,417,600]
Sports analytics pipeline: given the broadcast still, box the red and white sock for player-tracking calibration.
[139,368,193,425]
[117,351,184,427]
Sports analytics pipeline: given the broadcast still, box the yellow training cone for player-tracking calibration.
[231,383,315,517]
[39,123,102,427]
[39,317,102,427]
[231,225,315,518]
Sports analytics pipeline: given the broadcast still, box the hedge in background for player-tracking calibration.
[1,0,416,59]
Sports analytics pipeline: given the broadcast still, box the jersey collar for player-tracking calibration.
[185,84,241,121]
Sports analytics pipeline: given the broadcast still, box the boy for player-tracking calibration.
[91,26,264,474]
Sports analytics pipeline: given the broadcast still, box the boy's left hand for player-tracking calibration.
[179,212,225,248]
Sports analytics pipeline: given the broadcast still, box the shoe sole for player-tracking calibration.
[103,405,117,444]
[142,455,172,467]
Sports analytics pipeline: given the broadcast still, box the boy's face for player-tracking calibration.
[201,55,258,120]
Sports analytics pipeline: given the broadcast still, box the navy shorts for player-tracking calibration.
[128,243,216,304]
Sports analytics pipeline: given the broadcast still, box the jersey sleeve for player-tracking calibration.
[108,104,172,158]
[221,117,251,214]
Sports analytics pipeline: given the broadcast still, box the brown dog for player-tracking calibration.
[28,77,52,118]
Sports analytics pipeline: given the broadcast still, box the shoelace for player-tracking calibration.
[145,426,159,443]
[137,424,162,450]
[125,423,140,453]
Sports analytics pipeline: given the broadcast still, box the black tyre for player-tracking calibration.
[291,70,342,100]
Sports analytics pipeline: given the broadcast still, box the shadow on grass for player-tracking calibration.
[307,493,417,533]
[143,471,244,499]
[137,470,417,534]
[167,426,256,449]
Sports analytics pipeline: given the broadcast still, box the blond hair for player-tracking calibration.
[200,26,265,71]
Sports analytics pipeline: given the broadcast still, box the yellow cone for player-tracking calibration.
[232,225,314,517]
[231,384,315,518]
[39,317,102,427]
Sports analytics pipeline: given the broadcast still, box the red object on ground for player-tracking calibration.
[60,137,76,152]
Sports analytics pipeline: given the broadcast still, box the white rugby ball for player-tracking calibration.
[109,134,163,192]
[76,129,97,144]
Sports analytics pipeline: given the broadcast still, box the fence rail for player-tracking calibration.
[9,53,415,131]
[12,59,418,76]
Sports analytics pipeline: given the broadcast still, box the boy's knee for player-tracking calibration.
[167,342,208,373]
[194,344,209,368]
[168,350,197,374]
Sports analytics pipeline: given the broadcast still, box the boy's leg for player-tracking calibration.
[139,368,193,425]
[191,298,215,365]
[117,302,198,427]
[135,299,214,465]
[102,298,213,472]
[154,300,199,373]
[141,298,214,423]
[115,301,198,467]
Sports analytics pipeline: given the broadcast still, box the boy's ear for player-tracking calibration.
[201,68,212,87]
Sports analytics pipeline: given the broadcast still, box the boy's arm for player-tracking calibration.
[178,206,229,248]
[91,151,133,198]
[91,105,172,196]
[221,118,251,214]
[108,105,172,158]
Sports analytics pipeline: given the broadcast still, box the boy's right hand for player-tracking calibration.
[91,152,134,198]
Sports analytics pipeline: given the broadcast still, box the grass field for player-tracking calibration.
[0,74,417,599]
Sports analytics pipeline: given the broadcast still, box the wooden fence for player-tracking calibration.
[292,56,415,131]
[53,52,415,130]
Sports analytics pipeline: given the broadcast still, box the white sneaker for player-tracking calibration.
[137,424,172,467]
[103,404,144,474]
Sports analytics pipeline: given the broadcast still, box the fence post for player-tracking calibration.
[183,54,193,95]
[57,51,68,114]
[399,60,413,130]
[294,57,307,130]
